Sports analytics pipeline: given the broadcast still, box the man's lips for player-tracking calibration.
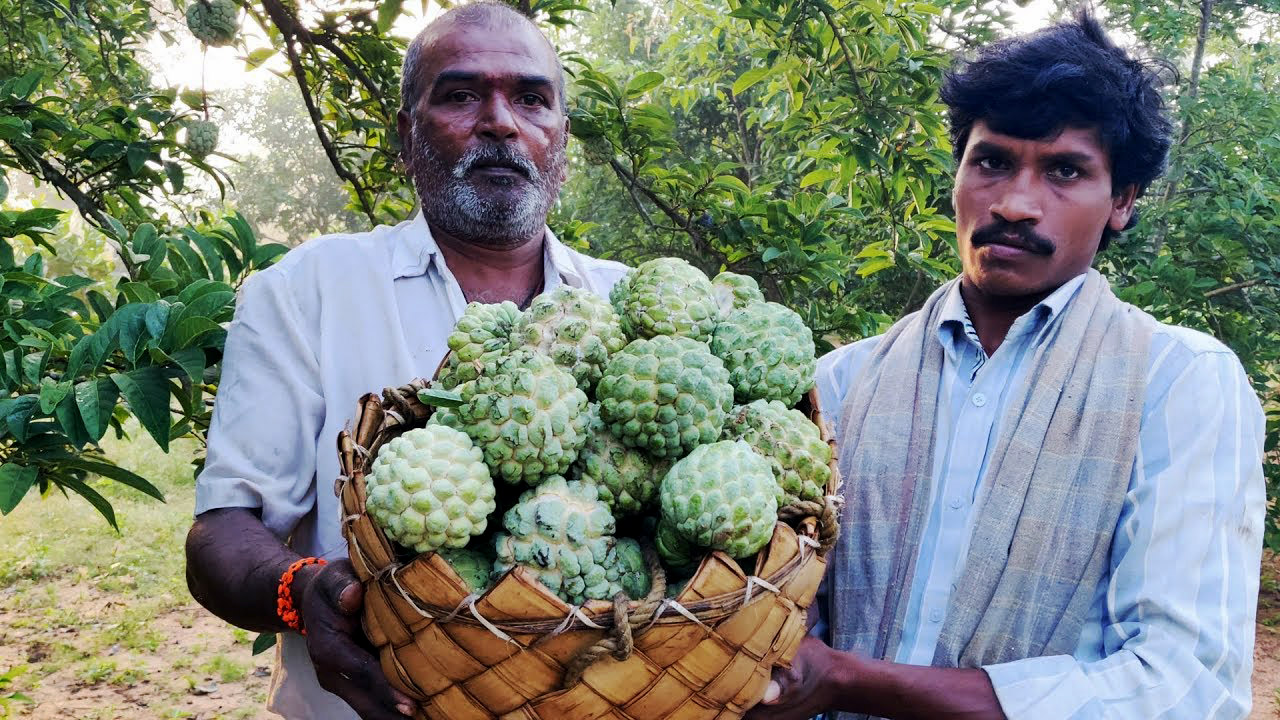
[469,163,528,179]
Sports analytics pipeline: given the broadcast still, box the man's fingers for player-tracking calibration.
[337,579,364,615]
[322,669,414,720]
[761,679,783,704]
[313,638,416,719]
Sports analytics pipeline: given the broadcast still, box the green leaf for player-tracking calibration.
[164,161,184,193]
[625,71,665,97]
[173,316,223,348]
[417,388,464,408]
[0,172,7,205]
[38,379,72,414]
[126,144,149,175]
[800,168,839,188]
[167,347,206,381]
[59,474,118,530]
[64,458,164,502]
[761,247,784,263]
[0,463,38,515]
[112,368,172,451]
[244,47,277,70]
[55,392,90,448]
[732,66,772,96]
[376,0,404,32]
[856,256,896,276]
[76,378,119,442]
[5,395,39,441]
[252,632,278,655]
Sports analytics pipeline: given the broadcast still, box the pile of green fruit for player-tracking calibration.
[362,258,832,606]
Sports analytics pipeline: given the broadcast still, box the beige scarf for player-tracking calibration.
[826,270,1152,717]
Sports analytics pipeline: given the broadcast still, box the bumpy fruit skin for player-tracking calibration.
[573,404,663,515]
[710,301,816,406]
[723,400,832,507]
[184,120,219,158]
[493,477,619,604]
[439,301,521,390]
[612,258,718,342]
[660,440,779,558]
[434,350,590,486]
[185,0,238,47]
[438,547,493,593]
[711,271,764,316]
[364,426,497,554]
[596,336,734,459]
[515,286,626,394]
[607,537,653,599]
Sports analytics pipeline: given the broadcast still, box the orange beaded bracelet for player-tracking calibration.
[277,556,326,634]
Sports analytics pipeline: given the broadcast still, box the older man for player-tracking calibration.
[184,4,626,719]
[749,12,1265,720]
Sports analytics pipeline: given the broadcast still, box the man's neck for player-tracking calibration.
[957,278,1054,356]
[430,223,547,306]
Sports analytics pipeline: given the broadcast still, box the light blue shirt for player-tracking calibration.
[816,274,1266,718]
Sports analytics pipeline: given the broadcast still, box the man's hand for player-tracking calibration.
[296,558,417,720]
[745,636,851,720]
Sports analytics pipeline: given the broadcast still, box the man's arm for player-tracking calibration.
[187,271,414,720]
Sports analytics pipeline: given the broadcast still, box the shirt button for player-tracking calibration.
[929,609,944,623]
[972,392,987,407]
[949,497,963,510]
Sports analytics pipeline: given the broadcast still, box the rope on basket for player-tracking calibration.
[777,493,844,555]
[561,542,667,689]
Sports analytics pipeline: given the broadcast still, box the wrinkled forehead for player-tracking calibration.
[417,22,560,87]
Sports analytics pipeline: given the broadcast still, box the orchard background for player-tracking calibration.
[0,0,1276,716]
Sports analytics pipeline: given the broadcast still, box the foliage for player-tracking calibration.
[0,665,30,715]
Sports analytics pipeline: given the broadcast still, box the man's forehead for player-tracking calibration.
[420,22,557,79]
[967,120,1107,160]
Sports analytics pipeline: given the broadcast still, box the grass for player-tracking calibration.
[0,423,272,718]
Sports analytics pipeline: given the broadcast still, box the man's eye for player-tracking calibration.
[448,91,476,102]
[517,93,547,106]
[1051,165,1081,180]
[976,157,1008,171]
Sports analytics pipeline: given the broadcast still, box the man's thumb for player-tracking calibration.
[336,580,363,615]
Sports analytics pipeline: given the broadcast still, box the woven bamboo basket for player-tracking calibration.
[336,376,841,720]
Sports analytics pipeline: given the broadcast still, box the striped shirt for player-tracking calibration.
[816,274,1266,718]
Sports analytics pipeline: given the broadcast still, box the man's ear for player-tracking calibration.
[1109,183,1139,233]
[397,109,412,168]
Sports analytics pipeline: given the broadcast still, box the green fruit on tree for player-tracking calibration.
[723,400,832,507]
[492,476,620,604]
[436,349,590,485]
[184,120,219,158]
[710,301,816,406]
[438,301,521,390]
[659,440,778,559]
[185,0,239,47]
[364,425,497,554]
[515,285,626,394]
[611,258,719,342]
[711,271,764,316]
[596,335,734,459]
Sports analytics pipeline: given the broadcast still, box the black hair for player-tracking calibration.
[940,10,1173,249]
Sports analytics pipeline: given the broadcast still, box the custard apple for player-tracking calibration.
[596,336,734,459]
[185,120,219,159]
[185,0,238,47]
[573,404,664,516]
[433,349,590,485]
[660,440,779,558]
[438,301,521,390]
[515,286,626,394]
[723,400,832,507]
[654,516,699,573]
[607,537,653,599]
[438,547,493,593]
[710,301,816,406]
[611,258,719,342]
[711,271,764,316]
[492,476,619,604]
[364,425,497,554]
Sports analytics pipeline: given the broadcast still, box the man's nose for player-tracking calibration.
[477,96,518,142]
[989,172,1043,224]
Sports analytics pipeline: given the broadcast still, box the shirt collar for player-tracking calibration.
[390,211,584,286]
[936,271,1089,358]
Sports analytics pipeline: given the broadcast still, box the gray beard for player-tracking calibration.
[411,133,565,249]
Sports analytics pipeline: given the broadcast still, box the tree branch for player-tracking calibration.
[607,158,704,246]
[1204,278,1263,298]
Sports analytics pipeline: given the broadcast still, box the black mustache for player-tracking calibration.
[460,146,535,179]
[971,221,1055,256]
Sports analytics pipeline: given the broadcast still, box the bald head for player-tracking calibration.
[400,2,567,117]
